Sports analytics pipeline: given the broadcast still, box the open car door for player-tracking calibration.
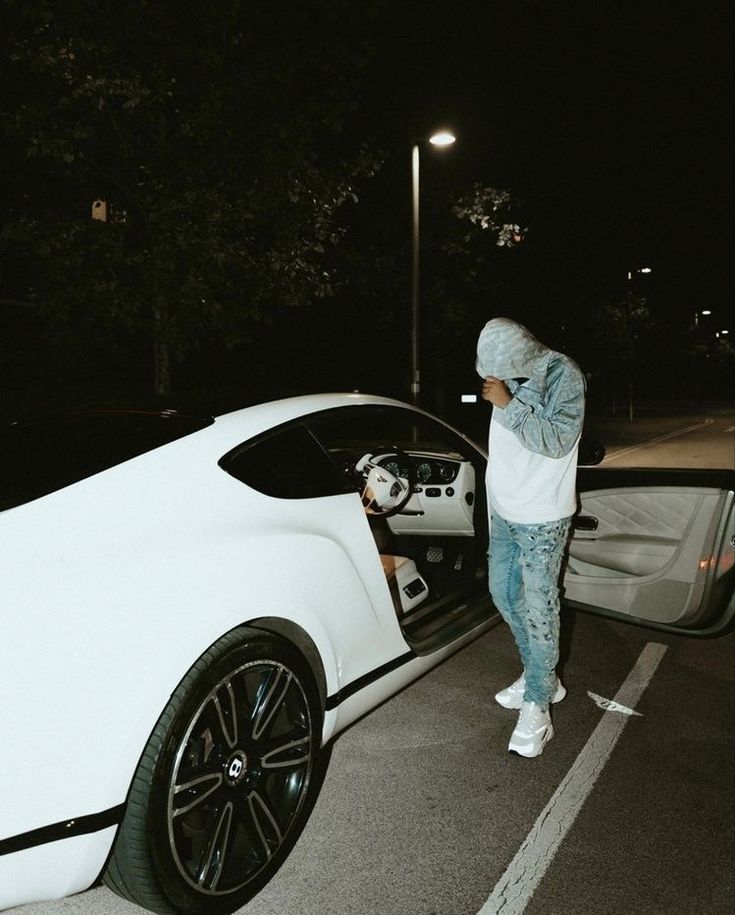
[564,467,735,636]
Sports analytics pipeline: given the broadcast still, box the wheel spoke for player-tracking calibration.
[252,667,293,740]
[261,735,311,769]
[172,771,223,818]
[195,801,234,890]
[212,681,238,749]
[245,789,283,861]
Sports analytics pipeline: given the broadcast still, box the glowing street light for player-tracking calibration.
[410,130,456,405]
[429,131,457,148]
[694,308,712,330]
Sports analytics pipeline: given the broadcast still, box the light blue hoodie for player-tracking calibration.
[476,317,585,459]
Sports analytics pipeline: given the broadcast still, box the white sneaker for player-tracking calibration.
[508,701,554,757]
[494,673,567,710]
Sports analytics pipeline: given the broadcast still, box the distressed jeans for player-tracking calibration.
[489,512,572,710]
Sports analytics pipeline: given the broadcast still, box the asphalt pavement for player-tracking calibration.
[586,405,734,469]
[13,612,733,915]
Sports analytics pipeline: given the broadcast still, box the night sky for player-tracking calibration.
[362,0,733,322]
[1,1,732,416]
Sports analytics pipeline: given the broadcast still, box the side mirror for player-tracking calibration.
[578,434,605,466]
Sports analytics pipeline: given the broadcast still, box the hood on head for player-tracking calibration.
[475,317,549,380]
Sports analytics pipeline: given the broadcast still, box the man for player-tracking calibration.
[476,317,585,757]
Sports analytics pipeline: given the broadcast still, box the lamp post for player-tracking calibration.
[626,266,652,423]
[692,310,714,398]
[410,130,456,405]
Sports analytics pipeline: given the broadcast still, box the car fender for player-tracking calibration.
[1,500,398,842]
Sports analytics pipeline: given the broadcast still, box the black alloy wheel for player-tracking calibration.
[104,627,325,914]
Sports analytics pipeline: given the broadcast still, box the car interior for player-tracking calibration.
[362,451,480,608]
[307,406,491,652]
[353,449,488,647]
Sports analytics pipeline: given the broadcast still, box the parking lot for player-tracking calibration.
[12,609,733,915]
[246,612,734,915]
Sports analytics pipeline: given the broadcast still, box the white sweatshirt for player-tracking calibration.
[476,318,585,524]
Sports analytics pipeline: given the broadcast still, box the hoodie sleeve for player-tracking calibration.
[501,357,585,458]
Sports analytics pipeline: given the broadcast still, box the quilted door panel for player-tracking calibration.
[564,487,726,624]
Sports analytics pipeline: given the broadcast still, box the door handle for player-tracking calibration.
[574,515,599,531]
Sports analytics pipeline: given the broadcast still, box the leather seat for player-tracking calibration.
[379,553,428,614]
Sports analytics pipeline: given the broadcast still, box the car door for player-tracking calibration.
[564,467,735,635]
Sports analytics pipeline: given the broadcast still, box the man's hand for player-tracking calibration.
[481,376,512,408]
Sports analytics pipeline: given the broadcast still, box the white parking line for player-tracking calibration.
[601,419,713,464]
[478,642,668,915]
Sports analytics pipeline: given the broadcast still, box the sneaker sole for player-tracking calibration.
[508,724,554,758]
[495,681,567,711]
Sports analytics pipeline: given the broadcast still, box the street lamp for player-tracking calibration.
[625,266,652,423]
[410,129,456,405]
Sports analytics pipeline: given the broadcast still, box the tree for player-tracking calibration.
[587,293,652,417]
[414,181,526,410]
[1,0,384,393]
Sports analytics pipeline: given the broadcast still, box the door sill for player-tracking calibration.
[401,585,497,654]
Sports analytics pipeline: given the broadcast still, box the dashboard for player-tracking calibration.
[376,451,477,537]
[378,453,461,486]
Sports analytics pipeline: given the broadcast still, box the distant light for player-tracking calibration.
[461,394,478,404]
[429,131,456,147]
[721,329,730,335]
[701,309,712,316]
[640,267,652,274]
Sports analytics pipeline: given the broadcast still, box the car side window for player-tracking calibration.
[305,405,487,535]
[306,404,473,464]
[219,423,351,499]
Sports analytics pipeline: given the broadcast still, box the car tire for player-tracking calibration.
[103,626,326,914]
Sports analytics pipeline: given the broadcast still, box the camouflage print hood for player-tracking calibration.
[475,317,550,381]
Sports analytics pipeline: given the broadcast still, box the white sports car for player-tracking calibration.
[1,393,732,913]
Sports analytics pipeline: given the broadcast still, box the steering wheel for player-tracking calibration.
[354,448,416,517]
